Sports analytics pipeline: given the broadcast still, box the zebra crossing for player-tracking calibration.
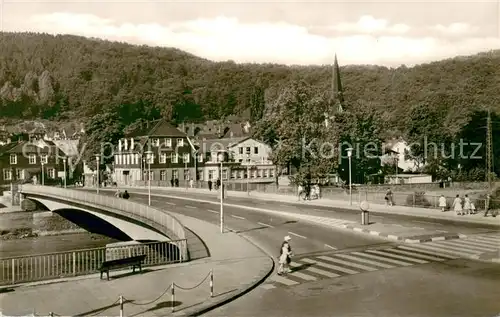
[264,246,456,288]
[399,233,500,259]
[290,214,355,228]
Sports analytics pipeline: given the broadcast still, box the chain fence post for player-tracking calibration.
[210,270,214,297]
[171,282,175,312]
[119,295,124,317]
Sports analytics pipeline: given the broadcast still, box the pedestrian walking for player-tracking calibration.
[216,179,221,190]
[484,194,497,217]
[174,178,179,187]
[189,178,194,188]
[277,236,293,276]
[438,195,447,212]
[463,194,471,215]
[385,188,393,206]
[170,178,174,187]
[452,194,463,215]
[208,180,213,191]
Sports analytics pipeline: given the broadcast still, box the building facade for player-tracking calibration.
[113,119,200,186]
[227,137,276,182]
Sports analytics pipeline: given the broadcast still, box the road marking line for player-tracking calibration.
[400,244,470,258]
[289,270,318,281]
[413,220,442,226]
[258,222,273,227]
[290,262,340,278]
[436,230,448,232]
[185,205,197,209]
[207,209,218,214]
[164,202,176,205]
[269,274,299,286]
[261,284,276,290]
[366,250,428,264]
[304,257,359,274]
[397,246,457,260]
[231,215,245,220]
[371,215,384,218]
[324,244,337,250]
[317,256,378,272]
[437,240,496,252]
[288,231,307,239]
[460,238,500,248]
[352,252,414,266]
[334,253,395,269]
[388,249,447,262]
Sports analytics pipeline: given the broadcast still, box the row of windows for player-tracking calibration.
[120,138,184,150]
[8,154,49,165]
[206,168,275,180]
[2,168,56,180]
[238,146,259,155]
[115,153,201,165]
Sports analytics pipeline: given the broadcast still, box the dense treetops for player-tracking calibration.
[1,32,500,181]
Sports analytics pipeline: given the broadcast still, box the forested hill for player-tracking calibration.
[1,32,500,132]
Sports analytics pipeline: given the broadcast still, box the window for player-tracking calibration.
[165,138,172,147]
[153,138,160,146]
[197,154,203,163]
[239,147,243,154]
[197,169,203,181]
[29,154,36,164]
[258,169,263,177]
[159,153,167,164]
[3,169,12,181]
[146,154,154,164]
[208,170,214,180]
[184,169,190,180]
[171,153,178,163]
[149,171,154,181]
[172,170,178,180]
[246,147,251,154]
[48,169,55,178]
[41,155,48,164]
[177,138,184,147]
[160,170,167,181]
[231,170,237,179]
[183,153,190,163]
[270,169,275,177]
[222,169,228,180]
[10,154,17,164]
[16,169,24,180]
[264,169,269,177]
[254,147,259,154]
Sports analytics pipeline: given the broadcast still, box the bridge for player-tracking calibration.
[0,184,189,285]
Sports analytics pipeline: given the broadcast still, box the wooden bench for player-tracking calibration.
[99,254,147,280]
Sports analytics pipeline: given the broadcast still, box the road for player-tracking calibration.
[97,190,500,316]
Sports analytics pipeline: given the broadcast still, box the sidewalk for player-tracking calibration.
[0,213,273,316]
[107,187,468,244]
[120,186,500,227]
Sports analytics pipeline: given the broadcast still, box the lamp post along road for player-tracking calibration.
[63,157,67,188]
[145,151,153,206]
[217,150,227,233]
[95,155,100,195]
[41,161,45,186]
[347,148,353,206]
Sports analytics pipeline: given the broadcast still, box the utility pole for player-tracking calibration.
[486,108,493,194]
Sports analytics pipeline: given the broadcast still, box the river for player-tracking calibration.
[0,211,118,258]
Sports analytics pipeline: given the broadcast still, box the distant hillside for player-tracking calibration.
[1,32,500,135]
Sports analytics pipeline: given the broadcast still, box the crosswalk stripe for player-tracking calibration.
[438,240,497,252]
[269,274,299,286]
[289,270,318,281]
[302,257,359,274]
[351,252,414,266]
[426,242,483,254]
[333,253,395,269]
[400,244,470,258]
[317,256,378,272]
[469,236,500,244]
[397,246,458,259]
[290,263,340,278]
[365,250,428,264]
[456,239,499,249]
[387,249,447,262]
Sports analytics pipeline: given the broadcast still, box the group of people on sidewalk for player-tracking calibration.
[446,194,477,215]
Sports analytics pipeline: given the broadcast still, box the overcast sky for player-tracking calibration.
[1,0,499,66]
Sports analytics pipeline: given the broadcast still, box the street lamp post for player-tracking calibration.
[347,148,353,206]
[63,157,67,188]
[95,155,100,195]
[145,151,153,206]
[217,150,227,233]
[41,161,45,186]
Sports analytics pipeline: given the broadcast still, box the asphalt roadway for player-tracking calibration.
[102,190,500,316]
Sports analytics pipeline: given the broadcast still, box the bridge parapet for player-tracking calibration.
[20,185,187,243]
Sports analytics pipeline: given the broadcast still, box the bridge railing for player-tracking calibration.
[0,240,187,286]
[20,184,188,247]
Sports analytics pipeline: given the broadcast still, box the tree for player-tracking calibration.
[79,112,124,171]
[255,80,342,185]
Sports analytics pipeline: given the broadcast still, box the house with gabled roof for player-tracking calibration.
[113,119,200,187]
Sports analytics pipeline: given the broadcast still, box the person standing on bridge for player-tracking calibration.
[277,236,293,276]
[122,190,130,200]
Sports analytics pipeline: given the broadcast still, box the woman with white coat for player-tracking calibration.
[463,194,472,215]
[277,236,293,275]
[439,195,447,212]
[452,194,463,216]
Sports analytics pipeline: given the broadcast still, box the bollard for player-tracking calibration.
[171,282,175,312]
[360,201,370,225]
[210,270,214,297]
[119,295,123,317]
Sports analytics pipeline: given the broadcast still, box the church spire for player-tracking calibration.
[332,54,344,113]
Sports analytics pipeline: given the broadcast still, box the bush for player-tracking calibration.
[406,191,432,208]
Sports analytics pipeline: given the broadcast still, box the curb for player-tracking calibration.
[175,233,275,317]
[340,224,467,243]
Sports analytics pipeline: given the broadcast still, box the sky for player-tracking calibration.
[1,0,499,66]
